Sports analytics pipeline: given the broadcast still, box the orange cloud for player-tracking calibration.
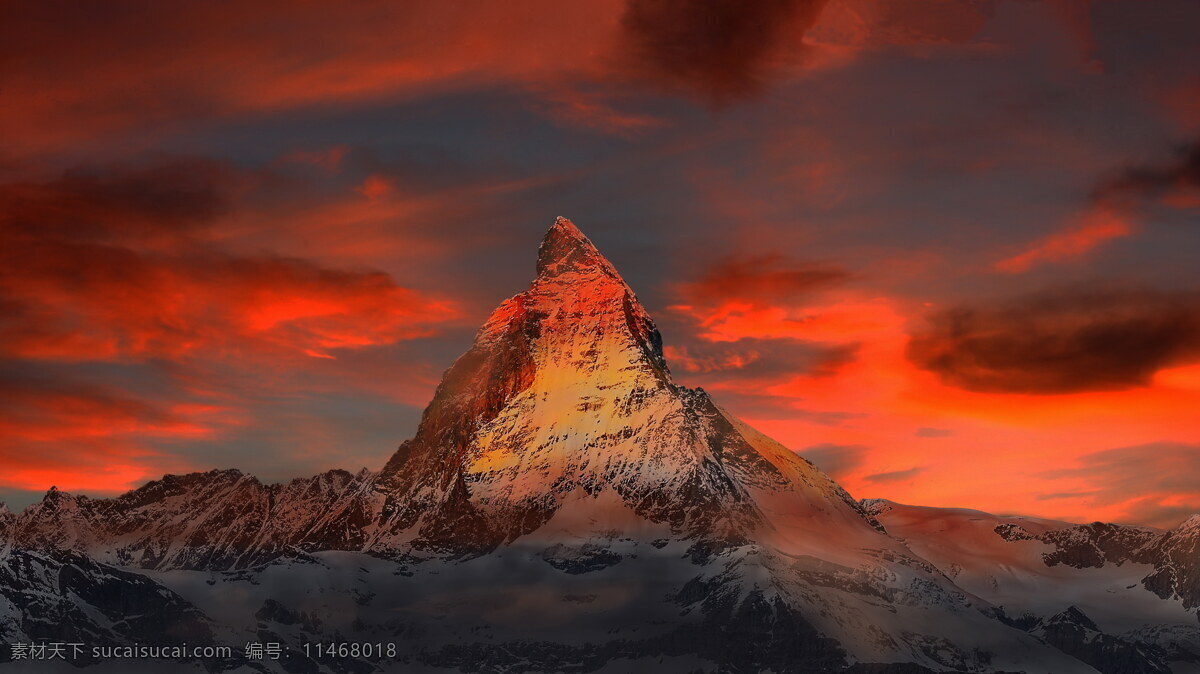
[2,0,626,156]
[746,296,1200,526]
[0,158,459,363]
[0,377,225,494]
[665,258,1200,527]
[0,156,466,499]
[1037,443,1200,529]
[996,207,1131,273]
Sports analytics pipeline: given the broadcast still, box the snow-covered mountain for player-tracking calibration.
[865,499,1200,673]
[9,469,381,570]
[0,548,220,667]
[2,218,1197,673]
[372,217,888,556]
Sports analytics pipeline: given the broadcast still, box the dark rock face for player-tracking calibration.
[376,287,543,535]
[540,543,623,574]
[1040,522,1160,569]
[1145,516,1200,610]
[994,523,1035,542]
[0,504,12,541]
[1034,517,1200,610]
[0,549,216,666]
[1032,607,1171,674]
[682,588,848,673]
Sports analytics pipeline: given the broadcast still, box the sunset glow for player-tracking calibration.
[3,0,1198,530]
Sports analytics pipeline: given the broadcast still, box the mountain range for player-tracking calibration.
[2,218,1197,673]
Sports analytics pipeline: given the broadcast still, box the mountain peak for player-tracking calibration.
[536,216,618,279]
[1044,606,1101,632]
[374,215,883,553]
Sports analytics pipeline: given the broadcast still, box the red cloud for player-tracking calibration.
[0,158,458,363]
[5,0,1067,157]
[996,207,1132,273]
[0,157,463,498]
[673,254,850,312]
[0,374,223,494]
[3,0,627,155]
[1161,77,1200,133]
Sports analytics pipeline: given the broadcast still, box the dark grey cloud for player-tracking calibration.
[667,337,857,380]
[1,156,238,242]
[863,466,926,485]
[1092,139,1200,206]
[618,0,829,102]
[799,443,869,479]
[674,254,851,309]
[1035,491,1097,501]
[906,286,1200,394]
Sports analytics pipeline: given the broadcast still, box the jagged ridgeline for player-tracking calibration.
[2,218,1197,673]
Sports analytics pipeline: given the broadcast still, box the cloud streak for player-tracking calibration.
[995,207,1132,273]
[1038,442,1200,528]
[863,466,925,485]
[800,443,869,480]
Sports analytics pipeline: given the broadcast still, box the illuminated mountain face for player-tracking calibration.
[373,217,882,552]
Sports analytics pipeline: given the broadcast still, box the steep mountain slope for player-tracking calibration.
[372,217,883,555]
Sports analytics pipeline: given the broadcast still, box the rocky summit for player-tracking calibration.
[373,216,881,553]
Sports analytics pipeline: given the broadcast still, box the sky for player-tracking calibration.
[2,0,1199,528]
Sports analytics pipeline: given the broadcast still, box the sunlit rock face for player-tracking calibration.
[374,216,880,552]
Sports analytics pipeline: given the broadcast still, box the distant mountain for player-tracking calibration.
[9,469,380,570]
[2,218,1196,673]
